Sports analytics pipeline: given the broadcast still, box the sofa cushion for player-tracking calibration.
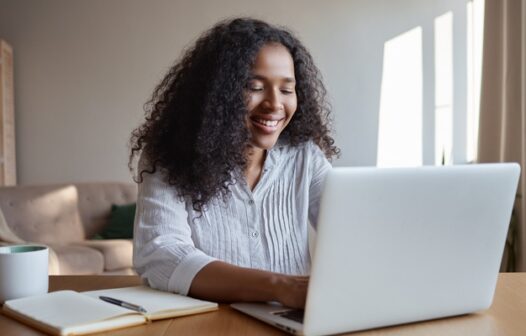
[102,268,137,275]
[77,239,133,271]
[75,183,137,238]
[49,244,104,275]
[0,185,85,244]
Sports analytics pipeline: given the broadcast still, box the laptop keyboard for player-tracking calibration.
[273,309,305,323]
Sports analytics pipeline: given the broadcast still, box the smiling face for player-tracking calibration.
[245,43,297,151]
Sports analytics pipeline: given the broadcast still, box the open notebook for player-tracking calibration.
[2,286,218,336]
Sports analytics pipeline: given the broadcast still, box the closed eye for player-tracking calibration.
[249,86,264,92]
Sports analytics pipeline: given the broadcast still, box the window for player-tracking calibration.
[376,0,485,167]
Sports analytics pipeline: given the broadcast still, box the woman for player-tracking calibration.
[130,18,339,309]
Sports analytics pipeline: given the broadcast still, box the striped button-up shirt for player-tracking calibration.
[133,140,331,295]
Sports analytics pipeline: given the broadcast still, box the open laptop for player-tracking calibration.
[231,163,520,336]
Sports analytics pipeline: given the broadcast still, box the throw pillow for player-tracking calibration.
[95,203,136,239]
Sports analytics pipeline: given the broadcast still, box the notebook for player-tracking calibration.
[2,286,218,336]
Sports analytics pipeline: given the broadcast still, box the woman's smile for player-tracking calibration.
[250,116,285,134]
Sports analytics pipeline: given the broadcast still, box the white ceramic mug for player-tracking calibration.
[0,244,49,303]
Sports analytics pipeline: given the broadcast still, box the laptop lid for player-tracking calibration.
[303,163,520,335]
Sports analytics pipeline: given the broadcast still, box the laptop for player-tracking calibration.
[231,163,520,336]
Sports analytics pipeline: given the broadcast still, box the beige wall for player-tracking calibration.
[0,0,467,184]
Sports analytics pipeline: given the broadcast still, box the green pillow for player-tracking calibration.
[94,203,136,239]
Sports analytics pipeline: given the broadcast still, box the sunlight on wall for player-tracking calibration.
[377,27,423,168]
[434,12,453,165]
[467,0,485,162]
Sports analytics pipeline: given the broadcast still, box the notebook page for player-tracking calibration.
[83,286,217,315]
[4,290,138,328]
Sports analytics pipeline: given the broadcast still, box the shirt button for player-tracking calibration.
[248,199,254,205]
[251,231,259,238]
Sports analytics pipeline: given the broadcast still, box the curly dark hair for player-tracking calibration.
[129,17,339,212]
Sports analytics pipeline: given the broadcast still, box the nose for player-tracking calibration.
[262,89,284,112]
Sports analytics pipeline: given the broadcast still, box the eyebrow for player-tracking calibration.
[250,75,296,83]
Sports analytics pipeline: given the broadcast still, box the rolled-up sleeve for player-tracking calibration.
[133,163,216,295]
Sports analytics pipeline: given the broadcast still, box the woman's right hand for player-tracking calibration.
[272,274,310,309]
[189,261,309,309]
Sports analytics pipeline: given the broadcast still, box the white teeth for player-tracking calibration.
[256,119,279,127]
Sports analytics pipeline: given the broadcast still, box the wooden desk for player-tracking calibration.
[1,273,525,335]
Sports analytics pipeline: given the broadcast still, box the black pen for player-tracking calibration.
[99,296,148,313]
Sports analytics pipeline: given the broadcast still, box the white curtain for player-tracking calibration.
[477,0,526,271]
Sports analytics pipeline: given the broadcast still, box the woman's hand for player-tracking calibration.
[189,261,309,309]
[272,274,310,309]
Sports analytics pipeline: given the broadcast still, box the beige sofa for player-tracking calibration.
[0,182,137,275]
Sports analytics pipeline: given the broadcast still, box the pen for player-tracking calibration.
[99,296,148,313]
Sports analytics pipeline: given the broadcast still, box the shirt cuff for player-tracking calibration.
[168,250,217,295]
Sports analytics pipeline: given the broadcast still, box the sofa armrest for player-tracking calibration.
[48,246,61,275]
